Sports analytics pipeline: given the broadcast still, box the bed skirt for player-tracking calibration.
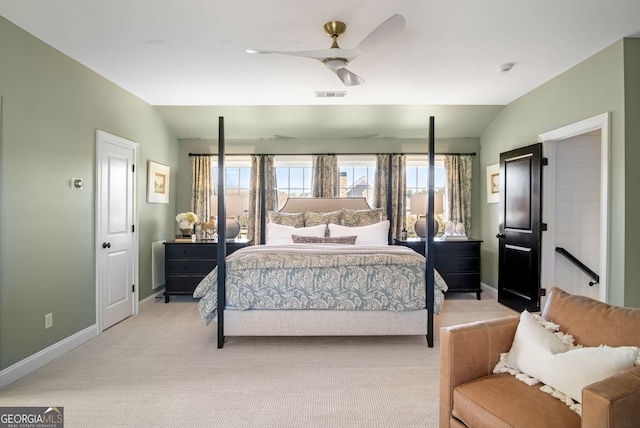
[223,308,429,336]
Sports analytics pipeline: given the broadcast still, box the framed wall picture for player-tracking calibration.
[147,161,170,204]
[486,163,499,204]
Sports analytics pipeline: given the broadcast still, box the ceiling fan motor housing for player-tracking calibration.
[324,21,347,38]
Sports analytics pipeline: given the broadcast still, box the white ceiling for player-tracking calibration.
[2,0,639,139]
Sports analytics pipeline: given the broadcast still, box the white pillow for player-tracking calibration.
[266,223,326,245]
[506,310,638,403]
[328,220,389,246]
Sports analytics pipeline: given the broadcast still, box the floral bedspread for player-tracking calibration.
[193,244,448,325]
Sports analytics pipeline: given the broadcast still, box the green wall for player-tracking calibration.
[623,38,640,306]
[0,16,178,370]
[478,40,636,306]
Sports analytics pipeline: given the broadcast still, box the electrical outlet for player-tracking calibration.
[45,313,53,329]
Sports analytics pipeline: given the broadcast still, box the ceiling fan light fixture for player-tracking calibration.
[323,58,348,70]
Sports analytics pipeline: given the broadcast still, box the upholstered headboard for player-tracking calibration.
[279,197,371,213]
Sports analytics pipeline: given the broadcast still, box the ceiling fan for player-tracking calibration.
[246,14,406,86]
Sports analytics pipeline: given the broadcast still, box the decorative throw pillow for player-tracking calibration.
[342,208,384,227]
[266,223,326,245]
[291,235,357,244]
[494,310,639,414]
[328,221,389,246]
[267,211,305,227]
[304,210,343,227]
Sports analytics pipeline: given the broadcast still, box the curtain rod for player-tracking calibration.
[188,152,476,157]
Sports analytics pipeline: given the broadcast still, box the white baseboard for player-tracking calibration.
[139,289,164,312]
[0,325,96,389]
[481,282,498,299]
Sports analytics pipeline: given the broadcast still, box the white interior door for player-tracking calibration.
[97,131,137,330]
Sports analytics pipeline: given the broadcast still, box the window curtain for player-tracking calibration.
[312,154,338,197]
[247,154,277,244]
[444,155,473,236]
[374,154,406,240]
[190,155,212,227]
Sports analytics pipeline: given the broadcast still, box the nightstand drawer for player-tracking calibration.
[435,242,480,256]
[439,272,480,291]
[165,277,205,294]
[435,257,479,273]
[165,244,216,259]
[166,260,216,275]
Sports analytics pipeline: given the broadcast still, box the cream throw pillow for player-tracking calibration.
[506,310,638,403]
[266,223,326,245]
[328,221,389,245]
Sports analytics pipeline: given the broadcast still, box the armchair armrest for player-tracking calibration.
[439,315,519,428]
[582,366,640,428]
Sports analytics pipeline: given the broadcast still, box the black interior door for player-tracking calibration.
[497,143,543,312]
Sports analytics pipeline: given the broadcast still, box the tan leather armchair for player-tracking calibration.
[440,287,640,428]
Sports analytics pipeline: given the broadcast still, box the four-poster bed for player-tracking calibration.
[197,116,440,348]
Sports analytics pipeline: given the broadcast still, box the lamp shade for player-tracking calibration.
[434,192,444,215]
[410,192,443,216]
[226,194,245,217]
[410,193,427,216]
[211,194,245,217]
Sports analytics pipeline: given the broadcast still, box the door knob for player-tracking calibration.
[496,233,505,239]
[102,242,111,249]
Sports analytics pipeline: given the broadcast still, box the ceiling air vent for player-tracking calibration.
[315,91,347,98]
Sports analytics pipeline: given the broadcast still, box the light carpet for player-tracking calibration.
[0,294,516,427]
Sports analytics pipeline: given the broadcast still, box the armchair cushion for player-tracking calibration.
[504,310,638,403]
[453,373,580,428]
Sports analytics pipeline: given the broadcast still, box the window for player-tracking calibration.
[274,156,312,209]
[212,156,251,237]
[212,156,252,198]
[337,155,376,206]
[406,155,446,237]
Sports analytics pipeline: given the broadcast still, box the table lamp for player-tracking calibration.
[410,193,443,238]
[212,194,245,239]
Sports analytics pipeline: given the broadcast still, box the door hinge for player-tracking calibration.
[132,225,135,233]
[132,164,135,172]
[542,223,548,231]
[132,284,135,293]
[540,288,547,297]
[542,157,548,166]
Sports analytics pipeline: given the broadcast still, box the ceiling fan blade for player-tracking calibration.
[335,68,365,86]
[246,48,340,60]
[355,14,405,54]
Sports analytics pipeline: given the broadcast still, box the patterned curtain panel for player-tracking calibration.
[312,154,338,197]
[190,155,212,227]
[444,155,473,236]
[374,154,406,240]
[248,154,277,244]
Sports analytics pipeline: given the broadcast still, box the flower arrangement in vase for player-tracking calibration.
[176,212,198,237]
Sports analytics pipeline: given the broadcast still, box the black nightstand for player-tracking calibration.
[394,237,483,300]
[163,239,252,302]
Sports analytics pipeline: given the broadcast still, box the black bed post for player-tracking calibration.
[217,116,227,349]
[259,155,267,245]
[426,116,435,348]
[386,154,393,244]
